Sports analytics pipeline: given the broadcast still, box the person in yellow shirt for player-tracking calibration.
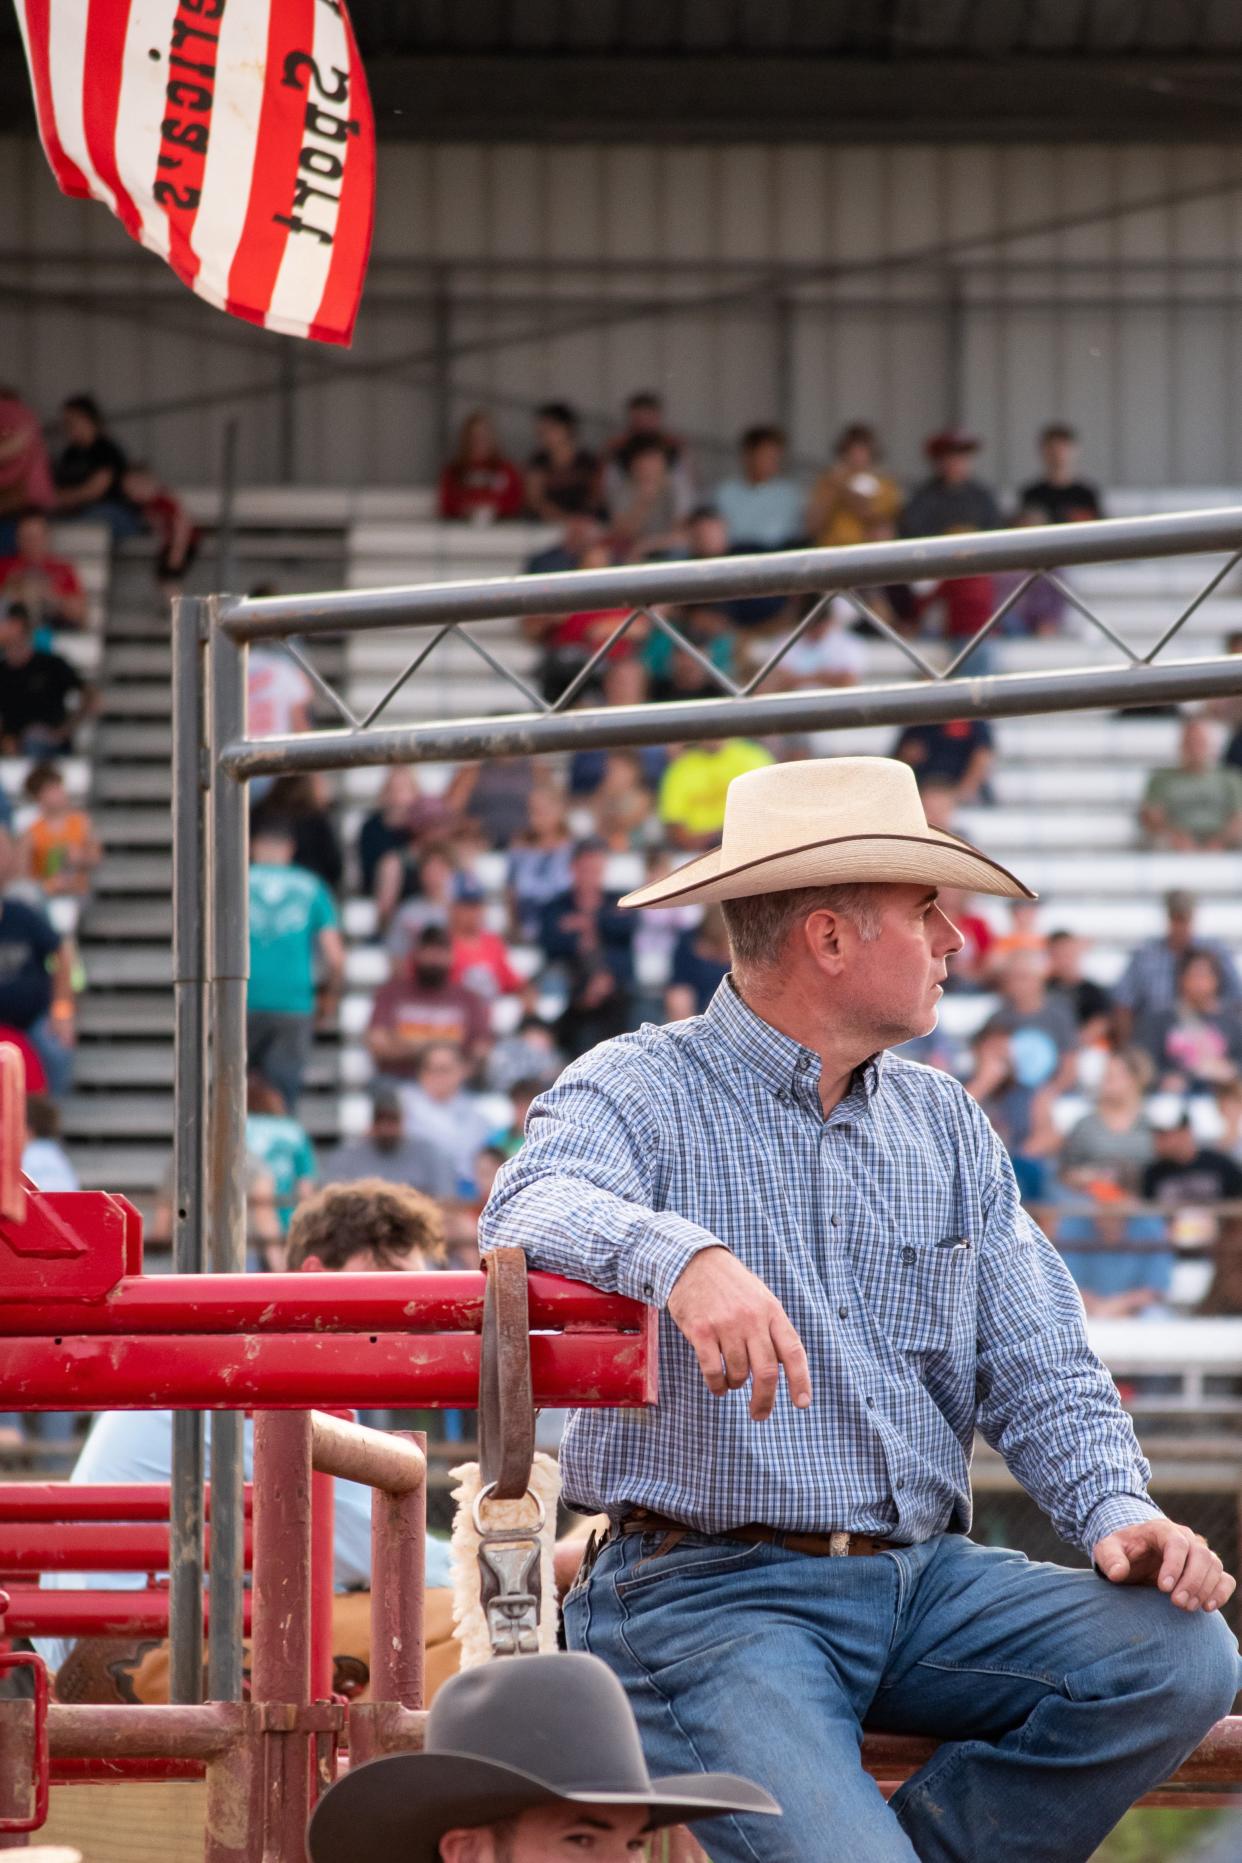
[806,422,903,551]
[658,738,773,850]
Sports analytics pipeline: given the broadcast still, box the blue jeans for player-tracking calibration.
[564,1530,1240,1862]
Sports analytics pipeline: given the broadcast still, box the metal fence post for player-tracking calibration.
[170,594,208,1705]
[206,602,249,1704]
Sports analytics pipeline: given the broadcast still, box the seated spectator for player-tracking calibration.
[937,886,993,990]
[527,542,641,705]
[368,925,491,1076]
[964,1023,1062,1202]
[900,430,1001,538]
[21,1092,77,1191]
[714,425,804,553]
[1206,627,1242,771]
[984,899,1046,980]
[448,756,539,850]
[437,410,525,523]
[1056,1188,1173,1320]
[52,395,142,538]
[644,604,735,702]
[762,597,865,690]
[556,955,633,1060]
[358,767,439,901]
[0,605,94,754]
[606,436,692,562]
[121,464,199,588]
[252,772,343,893]
[658,737,773,851]
[441,1141,509,1270]
[247,819,344,1112]
[525,402,601,523]
[523,510,602,578]
[665,907,731,1019]
[915,552,996,674]
[383,841,459,956]
[322,1083,459,1199]
[684,504,729,562]
[1045,928,1113,1043]
[448,873,525,1002]
[980,947,1080,1096]
[394,1040,494,1187]
[0,509,87,635]
[247,641,313,741]
[1217,1077,1242,1162]
[245,1073,317,1255]
[1139,716,1242,850]
[591,750,654,851]
[0,827,73,1098]
[1138,949,1242,1095]
[507,788,574,939]
[806,423,902,550]
[0,387,55,547]
[490,1077,543,1157]
[601,390,693,514]
[893,715,993,805]
[538,837,635,991]
[1144,1108,1242,1316]
[1114,888,1242,1039]
[486,1020,563,1095]
[20,763,100,897]
[992,507,1067,636]
[1060,1048,1154,1193]
[1020,422,1103,524]
[567,661,667,795]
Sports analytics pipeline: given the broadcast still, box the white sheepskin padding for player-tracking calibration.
[449,1453,561,1669]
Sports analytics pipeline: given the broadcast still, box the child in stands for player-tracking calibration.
[21,763,100,897]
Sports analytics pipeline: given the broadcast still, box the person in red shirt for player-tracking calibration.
[447,873,526,1001]
[0,509,87,632]
[438,411,525,523]
[121,465,200,589]
[367,925,492,1076]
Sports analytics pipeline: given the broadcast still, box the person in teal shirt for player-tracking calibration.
[246,1073,318,1261]
[247,819,345,1112]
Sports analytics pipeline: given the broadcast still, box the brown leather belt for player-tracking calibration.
[615,1507,901,1559]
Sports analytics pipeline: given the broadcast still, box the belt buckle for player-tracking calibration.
[828,1531,851,1558]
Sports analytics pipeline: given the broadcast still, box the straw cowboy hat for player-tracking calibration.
[620,755,1034,910]
[307,1653,778,1863]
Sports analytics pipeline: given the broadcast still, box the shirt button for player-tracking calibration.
[830,1214,839,1227]
[901,1246,916,1266]
[865,1395,876,1408]
[642,1283,654,1298]
[838,1304,848,1320]
[895,1478,905,1491]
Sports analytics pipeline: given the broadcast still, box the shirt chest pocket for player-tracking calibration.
[847,1224,976,1354]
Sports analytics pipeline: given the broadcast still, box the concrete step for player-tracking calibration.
[69,1143,170,1193]
[82,946,172,987]
[100,684,172,718]
[109,642,173,679]
[77,994,174,1037]
[95,724,172,759]
[71,1043,345,1089]
[62,1089,343,1140]
[93,808,173,848]
[94,766,173,804]
[94,853,172,894]
[86,898,173,938]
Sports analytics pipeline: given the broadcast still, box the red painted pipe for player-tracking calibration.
[1,1588,253,1637]
[0,1329,657,1409]
[47,1702,243,1760]
[0,1270,645,1335]
[0,1523,252,1571]
[51,1757,206,1784]
[0,1484,253,1522]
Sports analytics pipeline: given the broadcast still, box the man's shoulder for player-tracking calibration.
[554,1019,703,1098]
[882,1050,974,1114]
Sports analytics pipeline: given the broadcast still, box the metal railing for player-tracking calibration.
[174,503,1242,1696]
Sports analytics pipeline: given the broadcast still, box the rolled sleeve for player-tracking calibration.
[1083,1493,1164,1554]
[478,1058,724,1305]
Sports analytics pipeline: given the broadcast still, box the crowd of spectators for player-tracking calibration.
[3,383,1242,1454]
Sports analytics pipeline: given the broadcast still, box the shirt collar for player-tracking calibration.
[704,976,884,1114]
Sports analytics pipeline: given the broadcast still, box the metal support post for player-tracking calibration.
[170,594,208,1704]
[206,607,249,1703]
[369,1431,426,1712]
[252,1411,313,1862]
[310,1466,334,1702]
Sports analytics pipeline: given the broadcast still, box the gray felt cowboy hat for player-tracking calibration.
[306,1654,779,1863]
[620,755,1035,909]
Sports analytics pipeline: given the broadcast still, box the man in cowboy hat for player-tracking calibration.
[480,757,1241,1863]
[307,1651,777,1862]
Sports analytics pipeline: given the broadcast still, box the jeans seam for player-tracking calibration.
[908,1655,1065,1689]
[612,1567,769,1863]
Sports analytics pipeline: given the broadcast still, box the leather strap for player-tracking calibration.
[616,1509,900,1559]
[478,1248,535,1501]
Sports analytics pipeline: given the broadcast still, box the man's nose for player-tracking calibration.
[934,906,966,955]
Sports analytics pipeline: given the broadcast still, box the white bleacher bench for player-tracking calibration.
[1087,1318,1242,1409]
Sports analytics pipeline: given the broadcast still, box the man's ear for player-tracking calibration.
[296,1254,322,1275]
[439,1830,491,1863]
[803,908,847,975]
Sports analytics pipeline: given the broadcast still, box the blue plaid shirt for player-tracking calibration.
[479,979,1159,1555]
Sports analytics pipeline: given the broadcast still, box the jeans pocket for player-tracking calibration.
[614,1536,766,1598]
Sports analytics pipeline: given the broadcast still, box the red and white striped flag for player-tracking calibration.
[14,0,375,346]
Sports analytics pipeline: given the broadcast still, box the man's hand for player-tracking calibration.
[667,1246,811,1422]
[1093,1517,1236,1614]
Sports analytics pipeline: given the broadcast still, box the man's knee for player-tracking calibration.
[1120,1609,1241,1733]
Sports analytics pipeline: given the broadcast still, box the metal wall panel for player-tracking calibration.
[2,137,1242,492]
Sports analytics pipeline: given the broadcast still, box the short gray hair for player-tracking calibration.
[720,882,886,976]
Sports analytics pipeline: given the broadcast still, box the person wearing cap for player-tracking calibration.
[307,1652,778,1863]
[900,429,1001,539]
[1113,888,1242,1042]
[480,756,1240,1862]
[447,872,526,1002]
